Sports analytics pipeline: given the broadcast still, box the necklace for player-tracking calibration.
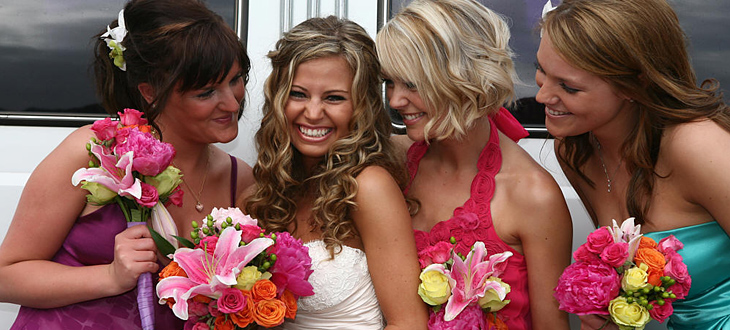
[593,134,623,193]
[177,147,211,212]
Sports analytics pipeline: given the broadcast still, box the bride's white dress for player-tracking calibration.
[280,240,384,330]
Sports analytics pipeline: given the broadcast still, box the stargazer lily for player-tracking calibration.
[609,217,642,261]
[156,227,274,320]
[72,142,142,199]
[443,242,513,321]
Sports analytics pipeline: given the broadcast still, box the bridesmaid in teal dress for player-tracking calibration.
[537,0,730,329]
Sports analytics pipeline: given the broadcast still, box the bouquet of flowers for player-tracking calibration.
[72,108,182,330]
[417,237,513,330]
[156,207,315,329]
[554,218,691,330]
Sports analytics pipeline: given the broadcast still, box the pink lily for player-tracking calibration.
[156,227,274,320]
[71,142,141,198]
[609,218,642,261]
[443,242,512,321]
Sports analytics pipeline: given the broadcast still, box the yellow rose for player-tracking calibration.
[235,266,264,290]
[622,264,649,292]
[418,268,451,306]
[81,181,117,205]
[609,297,651,330]
[144,166,182,197]
[478,277,511,312]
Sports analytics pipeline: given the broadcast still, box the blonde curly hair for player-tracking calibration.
[245,16,409,257]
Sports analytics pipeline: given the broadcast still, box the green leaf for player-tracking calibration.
[173,235,196,249]
[148,226,177,258]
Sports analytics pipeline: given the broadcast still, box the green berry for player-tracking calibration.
[192,221,199,228]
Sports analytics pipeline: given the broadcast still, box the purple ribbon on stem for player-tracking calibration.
[128,221,155,330]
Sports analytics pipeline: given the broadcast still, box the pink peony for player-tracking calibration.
[657,235,684,254]
[585,227,614,254]
[115,128,175,176]
[600,242,629,268]
[239,225,264,243]
[427,304,485,330]
[554,259,621,315]
[649,300,674,323]
[91,117,119,141]
[135,182,159,207]
[418,241,453,268]
[217,288,246,313]
[197,236,219,256]
[119,108,148,126]
[268,231,314,297]
[573,245,600,263]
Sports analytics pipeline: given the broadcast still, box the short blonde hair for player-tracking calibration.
[377,0,517,141]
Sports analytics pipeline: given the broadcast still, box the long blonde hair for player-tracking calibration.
[245,16,408,256]
[544,0,729,224]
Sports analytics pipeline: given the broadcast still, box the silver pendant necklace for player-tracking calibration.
[593,134,623,193]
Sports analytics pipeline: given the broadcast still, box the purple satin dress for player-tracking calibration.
[10,155,239,330]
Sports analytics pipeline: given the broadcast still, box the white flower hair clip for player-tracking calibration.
[540,0,556,38]
[101,9,128,71]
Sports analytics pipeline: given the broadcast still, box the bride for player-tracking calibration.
[242,16,428,330]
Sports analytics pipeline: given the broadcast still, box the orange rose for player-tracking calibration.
[638,236,657,249]
[253,299,286,327]
[487,313,508,330]
[159,261,187,280]
[214,315,235,330]
[280,290,298,319]
[647,270,663,287]
[252,279,278,301]
[231,291,255,328]
[634,248,666,275]
[192,295,212,304]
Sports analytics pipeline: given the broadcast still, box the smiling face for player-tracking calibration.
[535,34,635,138]
[285,56,355,167]
[157,61,245,144]
[384,77,432,142]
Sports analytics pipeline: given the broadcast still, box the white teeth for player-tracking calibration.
[402,113,425,121]
[547,108,570,116]
[299,126,331,138]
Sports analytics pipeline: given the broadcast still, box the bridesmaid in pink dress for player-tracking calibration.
[376,0,572,329]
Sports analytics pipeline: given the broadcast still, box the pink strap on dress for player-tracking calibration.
[492,107,529,142]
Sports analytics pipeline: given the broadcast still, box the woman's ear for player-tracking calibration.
[137,83,155,104]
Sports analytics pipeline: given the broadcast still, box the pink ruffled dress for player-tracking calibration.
[407,108,532,329]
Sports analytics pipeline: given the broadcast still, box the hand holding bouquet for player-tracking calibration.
[157,207,314,329]
[554,218,691,330]
[72,108,182,330]
[417,237,512,330]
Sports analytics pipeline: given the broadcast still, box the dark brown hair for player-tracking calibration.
[92,0,251,132]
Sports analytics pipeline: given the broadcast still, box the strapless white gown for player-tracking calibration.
[279,240,384,330]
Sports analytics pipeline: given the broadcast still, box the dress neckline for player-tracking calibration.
[409,117,502,234]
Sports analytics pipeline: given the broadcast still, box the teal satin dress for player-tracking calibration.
[644,221,730,329]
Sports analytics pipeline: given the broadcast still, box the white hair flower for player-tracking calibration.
[100,9,128,71]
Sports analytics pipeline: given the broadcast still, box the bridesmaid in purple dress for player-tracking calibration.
[0,0,255,328]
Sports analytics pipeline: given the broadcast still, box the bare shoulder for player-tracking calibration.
[390,134,415,155]
[233,156,255,194]
[498,134,565,206]
[354,165,399,196]
[662,119,730,165]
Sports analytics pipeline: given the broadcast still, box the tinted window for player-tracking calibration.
[0,0,236,117]
[387,0,730,132]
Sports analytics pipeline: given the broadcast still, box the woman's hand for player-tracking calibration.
[108,224,159,293]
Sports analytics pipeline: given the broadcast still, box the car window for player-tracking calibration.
[386,0,730,136]
[0,0,237,124]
